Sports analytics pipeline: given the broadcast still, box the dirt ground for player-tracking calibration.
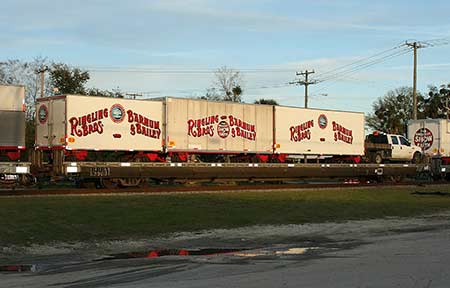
[3,212,450,287]
[2,211,450,265]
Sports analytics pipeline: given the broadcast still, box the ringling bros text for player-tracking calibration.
[289,119,353,144]
[68,109,161,139]
[187,115,256,141]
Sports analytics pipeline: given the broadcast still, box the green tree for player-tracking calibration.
[366,87,424,134]
[49,63,124,98]
[254,98,279,105]
[87,87,124,98]
[423,84,450,119]
[49,63,90,95]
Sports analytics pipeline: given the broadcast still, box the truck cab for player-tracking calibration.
[365,132,422,163]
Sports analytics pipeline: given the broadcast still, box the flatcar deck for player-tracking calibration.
[63,162,426,181]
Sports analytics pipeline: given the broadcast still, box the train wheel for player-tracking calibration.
[101,178,119,189]
[0,174,16,188]
[389,175,403,183]
[374,153,383,164]
[412,152,422,164]
[19,174,36,186]
[118,178,143,188]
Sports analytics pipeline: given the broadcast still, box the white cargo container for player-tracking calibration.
[0,111,25,148]
[274,106,365,156]
[408,119,450,157]
[36,95,163,151]
[164,97,273,154]
[0,85,25,111]
[0,85,25,148]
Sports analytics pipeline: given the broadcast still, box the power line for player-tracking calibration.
[312,48,413,95]
[125,82,292,97]
[82,43,421,94]
[419,36,450,47]
[84,38,449,99]
[86,67,298,74]
[310,37,450,95]
[315,46,413,83]
[315,43,406,79]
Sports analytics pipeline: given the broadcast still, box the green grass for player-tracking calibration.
[1,185,450,246]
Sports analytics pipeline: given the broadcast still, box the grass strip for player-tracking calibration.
[1,185,450,246]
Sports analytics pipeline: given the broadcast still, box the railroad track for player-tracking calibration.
[0,180,438,197]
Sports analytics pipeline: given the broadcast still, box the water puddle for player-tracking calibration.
[275,247,320,255]
[0,264,37,273]
[232,247,320,257]
[98,245,325,260]
[99,248,247,260]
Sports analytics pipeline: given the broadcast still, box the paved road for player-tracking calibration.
[2,215,450,287]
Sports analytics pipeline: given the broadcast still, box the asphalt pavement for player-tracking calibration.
[2,214,450,288]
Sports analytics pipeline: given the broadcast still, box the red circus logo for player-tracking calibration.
[38,104,48,124]
[414,128,433,150]
[318,114,328,129]
[110,104,125,123]
[217,116,230,138]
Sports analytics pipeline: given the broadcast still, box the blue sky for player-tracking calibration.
[2,0,450,114]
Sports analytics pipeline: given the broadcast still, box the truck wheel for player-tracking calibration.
[374,153,383,164]
[412,152,422,164]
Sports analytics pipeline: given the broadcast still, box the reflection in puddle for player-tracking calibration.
[276,247,319,255]
[233,247,320,257]
[233,252,266,257]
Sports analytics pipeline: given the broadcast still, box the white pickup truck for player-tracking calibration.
[365,132,423,164]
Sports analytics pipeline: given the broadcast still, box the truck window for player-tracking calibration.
[391,136,399,145]
[367,134,388,144]
[399,136,410,146]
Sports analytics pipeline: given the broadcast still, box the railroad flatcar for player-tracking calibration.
[28,94,441,186]
[0,86,441,188]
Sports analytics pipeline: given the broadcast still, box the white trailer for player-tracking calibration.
[36,95,164,152]
[0,85,26,149]
[0,85,25,111]
[163,97,274,154]
[274,106,365,157]
[0,85,30,183]
[408,119,450,157]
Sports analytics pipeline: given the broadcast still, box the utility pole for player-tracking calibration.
[289,70,317,164]
[37,66,49,98]
[405,41,426,120]
[290,70,317,108]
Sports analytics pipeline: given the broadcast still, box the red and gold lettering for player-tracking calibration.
[332,121,353,144]
[289,120,314,142]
